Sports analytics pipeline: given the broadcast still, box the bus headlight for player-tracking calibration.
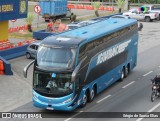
[63,98,72,104]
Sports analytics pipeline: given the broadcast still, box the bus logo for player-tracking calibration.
[96,40,131,65]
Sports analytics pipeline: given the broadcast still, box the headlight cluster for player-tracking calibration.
[63,98,72,104]
[33,93,38,100]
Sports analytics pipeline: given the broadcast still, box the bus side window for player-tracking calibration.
[79,44,87,61]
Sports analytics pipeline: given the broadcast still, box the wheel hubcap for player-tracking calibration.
[125,67,128,75]
[27,54,30,58]
[83,95,87,104]
[91,89,95,100]
[121,71,124,79]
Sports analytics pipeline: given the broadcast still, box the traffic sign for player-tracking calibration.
[11,19,17,22]
[34,5,41,14]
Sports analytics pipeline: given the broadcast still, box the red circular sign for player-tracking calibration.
[11,19,17,22]
[34,5,42,14]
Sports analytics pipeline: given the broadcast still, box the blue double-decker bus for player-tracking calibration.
[24,15,138,111]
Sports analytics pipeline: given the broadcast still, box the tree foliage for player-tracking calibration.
[25,13,35,25]
[25,13,35,32]
[115,0,125,13]
[92,2,101,17]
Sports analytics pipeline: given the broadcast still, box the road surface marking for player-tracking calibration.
[136,102,160,121]
[122,81,135,89]
[143,71,153,77]
[64,111,83,121]
[96,95,111,103]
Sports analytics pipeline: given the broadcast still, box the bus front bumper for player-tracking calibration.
[32,91,78,111]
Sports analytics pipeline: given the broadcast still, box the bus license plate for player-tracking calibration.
[46,107,54,110]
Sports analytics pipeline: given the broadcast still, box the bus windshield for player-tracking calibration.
[33,70,74,97]
[37,46,76,69]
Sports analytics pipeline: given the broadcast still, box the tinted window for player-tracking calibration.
[37,46,76,69]
[78,24,137,61]
[30,44,36,50]
[35,45,39,50]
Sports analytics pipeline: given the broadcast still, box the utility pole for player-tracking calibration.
[124,0,128,11]
[37,0,39,28]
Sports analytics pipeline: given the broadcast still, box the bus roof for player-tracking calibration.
[42,16,137,47]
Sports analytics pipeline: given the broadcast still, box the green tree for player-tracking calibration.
[25,13,35,32]
[115,0,125,13]
[93,2,101,17]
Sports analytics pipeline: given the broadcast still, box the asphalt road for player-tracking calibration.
[2,21,160,121]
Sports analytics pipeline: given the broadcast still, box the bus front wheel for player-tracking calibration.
[80,92,88,107]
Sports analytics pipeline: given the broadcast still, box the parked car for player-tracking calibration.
[142,4,160,18]
[123,9,159,22]
[26,42,40,59]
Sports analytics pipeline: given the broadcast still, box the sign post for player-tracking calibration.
[34,5,42,28]
[11,19,17,28]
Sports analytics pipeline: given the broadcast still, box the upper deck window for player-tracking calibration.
[37,45,77,69]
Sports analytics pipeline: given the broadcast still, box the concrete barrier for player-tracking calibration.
[0,45,29,75]
[0,45,28,60]
[33,30,56,40]
[0,56,13,75]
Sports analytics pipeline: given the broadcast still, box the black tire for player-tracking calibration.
[88,86,96,102]
[26,53,31,59]
[124,66,129,78]
[145,17,151,22]
[119,68,125,81]
[151,92,156,102]
[80,92,88,107]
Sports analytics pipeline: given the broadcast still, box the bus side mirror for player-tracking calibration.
[71,56,87,82]
[23,60,35,78]
[71,63,80,83]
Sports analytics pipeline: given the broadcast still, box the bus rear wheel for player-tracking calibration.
[120,68,125,81]
[124,66,129,78]
[88,86,96,102]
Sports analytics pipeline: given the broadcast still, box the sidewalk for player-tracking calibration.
[0,71,32,112]
[0,38,33,112]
